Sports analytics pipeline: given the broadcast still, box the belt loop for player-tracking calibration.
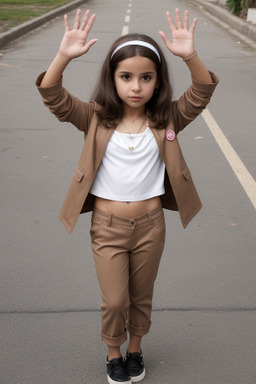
[107,213,112,227]
[147,211,153,225]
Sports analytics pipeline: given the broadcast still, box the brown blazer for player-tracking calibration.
[36,71,219,234]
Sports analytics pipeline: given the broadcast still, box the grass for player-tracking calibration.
[0,0,74,32]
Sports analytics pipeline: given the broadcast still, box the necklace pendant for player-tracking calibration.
[129,146,135,151]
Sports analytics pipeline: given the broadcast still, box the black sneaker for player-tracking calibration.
[125,352,146,383]
[107,356,131,384]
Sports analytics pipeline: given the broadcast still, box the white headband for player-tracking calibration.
[111,40,161,62]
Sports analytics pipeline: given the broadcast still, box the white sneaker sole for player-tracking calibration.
[107,374,131,384]
[130,368,146,383]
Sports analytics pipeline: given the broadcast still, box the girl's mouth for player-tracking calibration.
[129,96,142,102]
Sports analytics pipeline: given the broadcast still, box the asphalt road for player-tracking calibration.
[0,0,256,383]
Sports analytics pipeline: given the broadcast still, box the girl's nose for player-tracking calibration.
[132,79,141,92]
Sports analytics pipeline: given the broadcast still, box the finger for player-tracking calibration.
[81,38,98,55]
[64,14,71,32]
[73,9,81,29]
[158,31,172,50]
[80,9,90,30]
[165,11,176,33]
[189,17,197,33]
[175,8,182,29]
[183,10,189,30]
[86,38,98,50]
[84,13,96,34]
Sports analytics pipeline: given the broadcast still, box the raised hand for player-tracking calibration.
[159,9,196,60]
[59,9,98,59]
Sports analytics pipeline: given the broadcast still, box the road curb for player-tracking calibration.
[192,0,256,44]
[0,0,256,49]
[0,0,89,49]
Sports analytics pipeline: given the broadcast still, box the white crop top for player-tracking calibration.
[90,127,165,201]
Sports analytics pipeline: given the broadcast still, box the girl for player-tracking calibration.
[36,8,219,384]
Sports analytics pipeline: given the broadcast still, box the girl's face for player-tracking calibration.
[114,55,158,114]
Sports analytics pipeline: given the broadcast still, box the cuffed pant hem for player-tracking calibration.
[126,321,151,337]
[101,330,127,347]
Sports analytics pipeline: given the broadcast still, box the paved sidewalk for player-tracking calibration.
[0,0,256,49]
[192,0,256,47]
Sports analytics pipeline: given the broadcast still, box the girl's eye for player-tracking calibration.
[142,75,152,81]
[122,75,130,80]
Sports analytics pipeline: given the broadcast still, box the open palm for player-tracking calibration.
[59,9,98,59]
[159,8,196,59]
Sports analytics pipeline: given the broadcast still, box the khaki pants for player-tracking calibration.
[90,205,166,347]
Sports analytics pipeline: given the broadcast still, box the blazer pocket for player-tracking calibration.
[182,168,191,181]
[74,167,84,183]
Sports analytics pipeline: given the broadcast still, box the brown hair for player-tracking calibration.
[91,33,173,129]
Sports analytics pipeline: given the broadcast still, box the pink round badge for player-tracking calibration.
[166,129,175,141]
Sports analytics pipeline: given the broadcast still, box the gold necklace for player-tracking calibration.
[122,117,146,151]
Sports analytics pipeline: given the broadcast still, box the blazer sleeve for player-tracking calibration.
[172,71,219,134]
[35,72,95,133]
